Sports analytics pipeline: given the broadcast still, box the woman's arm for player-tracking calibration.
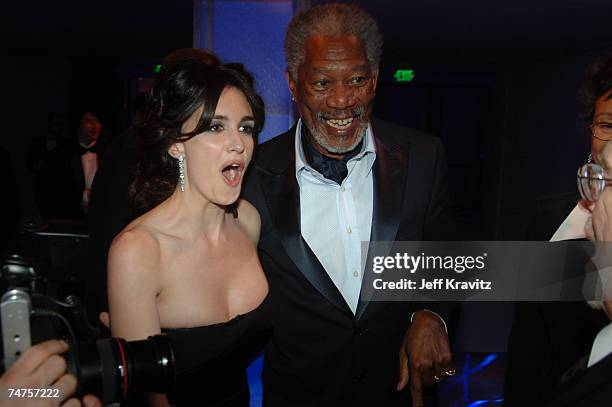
[107,229,162,340]
[107,229,170,407]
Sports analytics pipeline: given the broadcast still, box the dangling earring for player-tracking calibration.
[178,155,185,192]
[588,153,593,163]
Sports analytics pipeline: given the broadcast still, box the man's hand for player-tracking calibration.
[591,188,612,242]
[397,311,452,407]
[0,340,102,407]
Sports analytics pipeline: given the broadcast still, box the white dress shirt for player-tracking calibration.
[80,141,98,206]
[550,203,589,241]
[588,322,612,367]
[295,120,376,313]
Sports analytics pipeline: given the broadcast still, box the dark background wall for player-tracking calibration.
[0,1,192,226]
[496,47,612,239]
[314,0,612,240]
[0,52,71,221]
[370,47,612,240]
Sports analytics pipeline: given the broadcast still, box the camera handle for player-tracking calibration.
[1,289,32,370]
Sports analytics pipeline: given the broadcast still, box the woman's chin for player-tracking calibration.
[215,193,241,208]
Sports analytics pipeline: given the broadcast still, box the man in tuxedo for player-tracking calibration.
[33,110,104,220]
[242,4,456,406]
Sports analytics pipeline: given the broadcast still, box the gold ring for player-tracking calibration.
[444,367,456,376]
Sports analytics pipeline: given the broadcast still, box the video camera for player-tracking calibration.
[0,222,176,403]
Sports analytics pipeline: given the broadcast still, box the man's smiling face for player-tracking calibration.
[287,34,378,157]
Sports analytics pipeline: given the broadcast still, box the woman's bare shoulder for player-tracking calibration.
[236,199,261,244]
[108,224,162,278]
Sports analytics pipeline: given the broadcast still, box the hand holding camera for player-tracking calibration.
[0,339,101,407]
[1,243,176,405]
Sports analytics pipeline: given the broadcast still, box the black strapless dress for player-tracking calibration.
[162,294,272,406]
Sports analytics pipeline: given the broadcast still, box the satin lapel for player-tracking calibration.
[258,140,352,316]
[356,135,409,320]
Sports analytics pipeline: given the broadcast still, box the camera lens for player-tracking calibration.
[78,335,175,403]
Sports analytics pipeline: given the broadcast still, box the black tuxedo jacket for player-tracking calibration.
[505,193,608,407]
[544,352,612,407]
[242,118,456,406]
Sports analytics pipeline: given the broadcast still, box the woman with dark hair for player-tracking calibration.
[87,49,221,324]
[106,52,269,406]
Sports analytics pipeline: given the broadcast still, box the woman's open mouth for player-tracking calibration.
[221,161,245,187]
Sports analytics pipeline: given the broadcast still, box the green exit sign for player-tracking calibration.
[154,64,161,73]
[393,69,415,82]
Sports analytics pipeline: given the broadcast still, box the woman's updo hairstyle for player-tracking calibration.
[129,49,265,213]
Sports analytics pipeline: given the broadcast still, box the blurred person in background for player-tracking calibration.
[542,141,612,407]
[74,111,103,214]
[505,56,612,406]
[26,110,105,221]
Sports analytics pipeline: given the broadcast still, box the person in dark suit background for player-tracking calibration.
[543,140,612,407]
[242,4,456,406]
[505,56,612,406]
[73,111,105,215]
[27,110,106,221]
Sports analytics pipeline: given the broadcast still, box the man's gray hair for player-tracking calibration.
[285,3,383,80]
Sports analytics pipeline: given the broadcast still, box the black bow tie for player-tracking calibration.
[301,131,363,185]
[78,142,98,156]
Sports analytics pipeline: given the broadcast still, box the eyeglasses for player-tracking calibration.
[591,121,612,142]
[577,163,612,202]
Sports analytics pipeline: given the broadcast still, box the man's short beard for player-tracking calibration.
[304,110,369,154]
[310,123,367,154]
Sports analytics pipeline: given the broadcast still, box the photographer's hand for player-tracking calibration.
[0,340,102,407]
